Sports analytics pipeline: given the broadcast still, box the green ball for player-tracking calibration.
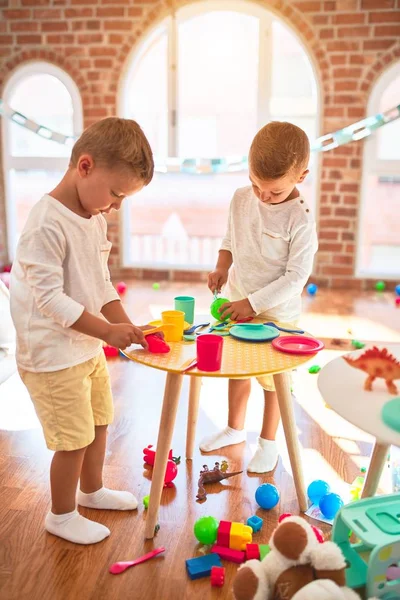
[194,516,219,545]
[152,282,160,290]
[210,297,231,321]
[375,281,386,292]
[308,365,321,374]
[143,495,149,509]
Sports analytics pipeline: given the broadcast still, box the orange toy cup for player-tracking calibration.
[161,310,185,342]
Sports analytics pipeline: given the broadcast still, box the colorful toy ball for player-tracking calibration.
[210,297,231,321]
[307,480,331,504]
[116,281,127,295]
[375,281,386,292]
[396,298,400,307]
[194,516,219,545]
[319,493,344,520]
[307,283,318,296]
[395,284,400,296]
[164,459,178,484]
[152,282,160,290]
[255,483,280,510]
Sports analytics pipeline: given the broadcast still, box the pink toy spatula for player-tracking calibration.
[109,547,165,574]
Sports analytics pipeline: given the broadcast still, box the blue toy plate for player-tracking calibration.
[229,323,280,343]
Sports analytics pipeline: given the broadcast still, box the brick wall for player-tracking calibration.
[0,0,399,287]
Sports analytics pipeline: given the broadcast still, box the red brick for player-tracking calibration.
[323,157,348,168]
[321,182,336,192]
[333,255,354,265]
[2,9,31,18]
[361,0,394,7]
[33,9,62,18]
[293,1,322,10]
[345,244,355,253]
[21,0,51,5]
[342,232,355,242]
[319,231,339,240]
[332,14,366,25]
[349,55,366,65]
[335,80,359,91]
[319,243,343,252]
[89,46,117,56]
[333,67,363,78]
[336,0,358,7]
[65,8,93,17]
[46,34,74,43]
[338,26,371,38]
[96,7,124,17]
[322,265,354,276]
[375,25,400,36]
[10,21,39,32]
[326,107,345,117]
[339,183,358,193]
[331,194,341,204]
[333,94,361,104]
[71,0,98,4]
[319,219,349,228]
[71,21,85,31]
[324,1,335,8]
[327,41,360,52]
[16,34,42,43]
[329,170,344,180]
[320,28,334,39]
[343,196,357,205]
[86,107,109,117]
[369,11,400,23]
[86,20,101,30]
[350,158,361,168]
[108,33,123,44]
[41,21,68,31]
[127,7,143,17]
[77,33,103,43]
[363,39,394,50]
[320,207,332,216]
[330,55,347,65]
[94,58,113,68]
[104,20,132,31]
[335,207,357,217]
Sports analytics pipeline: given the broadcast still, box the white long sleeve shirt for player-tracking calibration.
[221,186,318,323]
[10,195,119,372]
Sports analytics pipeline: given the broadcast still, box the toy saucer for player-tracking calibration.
[229,323,280,343]
[272,335,324,355]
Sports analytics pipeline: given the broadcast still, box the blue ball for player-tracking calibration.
[307,283,318,296]
[396,284,400,297]
[307,480,331,504]
[255,483,280,510]
[319,493,344,520]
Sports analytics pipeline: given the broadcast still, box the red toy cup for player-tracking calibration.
[196,334,223,372]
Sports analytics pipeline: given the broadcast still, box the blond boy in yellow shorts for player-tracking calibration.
[202,122,318,473]
[11,118,154,545]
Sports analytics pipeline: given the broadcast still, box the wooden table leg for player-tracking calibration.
[145,372,183,539]
[186,376,202,460]
[273,371,308,512]
[361,441,389,499]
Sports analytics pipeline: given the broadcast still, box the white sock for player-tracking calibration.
[77,487,138,511]
[247,437,279,473]
[45,510,110,545]
[199,426,246,452]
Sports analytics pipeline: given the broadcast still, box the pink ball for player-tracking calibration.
[396,298,400,307]
[116,281,127,295]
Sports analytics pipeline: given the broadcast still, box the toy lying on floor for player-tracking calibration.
[232,515,376,600]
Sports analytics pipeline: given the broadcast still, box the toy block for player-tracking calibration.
[247,515,263,533]
[229,522,253,551]
[259,544,271,561]
[210,566,225,587]
[217,520,232,547]
[246,543,260,560]
[211,545,246,564]
[186,554,222,580]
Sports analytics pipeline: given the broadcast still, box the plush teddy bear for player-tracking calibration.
[233,516,371,600]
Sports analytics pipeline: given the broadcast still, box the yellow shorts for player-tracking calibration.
[18,352,114,452]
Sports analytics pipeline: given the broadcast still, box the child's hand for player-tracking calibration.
[208,268,228,293]
[219,299,255,321]
[104,323,148,350]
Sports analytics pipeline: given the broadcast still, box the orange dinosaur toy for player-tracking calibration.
[343,346,400,395]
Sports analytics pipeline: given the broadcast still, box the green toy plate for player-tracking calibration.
[381,397,400,433]
[229,323,280,343]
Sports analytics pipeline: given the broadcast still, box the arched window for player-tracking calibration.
[2,62,83,259]
[357,61,400,278]
[120,2,319,269]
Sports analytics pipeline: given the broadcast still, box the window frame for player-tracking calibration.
[118,1,321,270]
[356,60,400,279]
[2,61,83,260]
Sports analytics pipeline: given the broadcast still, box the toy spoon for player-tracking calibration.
[109,547,165,574]
[263,322,304,334]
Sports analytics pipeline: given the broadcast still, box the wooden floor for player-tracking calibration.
[1,283,399,600]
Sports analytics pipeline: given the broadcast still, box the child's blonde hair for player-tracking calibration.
[71,117,154,185]
[249,121,310,181]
